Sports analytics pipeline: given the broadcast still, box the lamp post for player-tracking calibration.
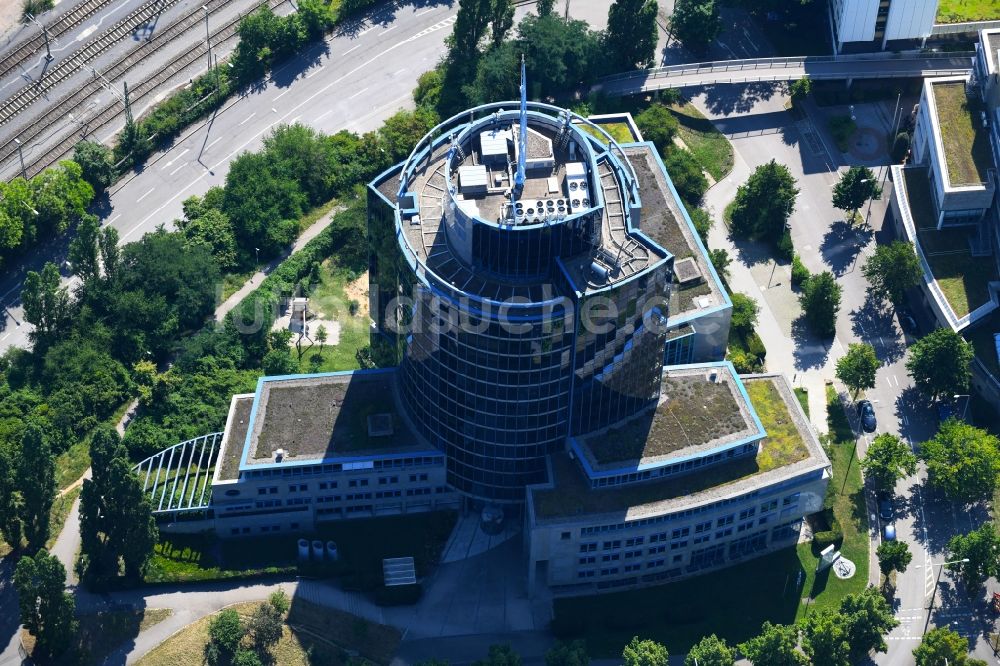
[952,394,970,420]
[24,13,53,62]
[203,6,212,74]
[13,138,25,179]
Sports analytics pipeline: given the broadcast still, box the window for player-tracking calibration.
[716,515,734,528]
[561,532,571,540]
[761,499,778,513]
[694,521,712,534]
[601,553,621,562]
[579,542,597,553]
[624,563,641,573]
[715,528,733,539]
[602,540,621,550]
[624,549,643,559]
[670,540,688,550]
[625,536,645,547]
[578,570,595,579]
[782,493,800,507]
[671,527,690,540]
[257,488,268,496]
[579,556,596,565]
[648,545,666,555]
[739,507,756,520]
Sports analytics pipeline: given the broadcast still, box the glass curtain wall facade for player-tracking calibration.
[369,101,673,504]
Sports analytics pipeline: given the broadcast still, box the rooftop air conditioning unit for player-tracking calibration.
[273,448,286,462]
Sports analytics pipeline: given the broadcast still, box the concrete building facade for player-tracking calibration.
[829,0,937,52]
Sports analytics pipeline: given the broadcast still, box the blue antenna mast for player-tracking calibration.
[513,55,527,202]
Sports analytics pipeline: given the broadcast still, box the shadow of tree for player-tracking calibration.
[792,316,832,371]
[821,219,873,277]
[702,81,787,116]
[849,294,906,364]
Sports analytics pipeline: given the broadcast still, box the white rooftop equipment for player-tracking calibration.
[383,556,417,586]
[458,164,488,195]
[480,129,511,164]
[565,162,590,213]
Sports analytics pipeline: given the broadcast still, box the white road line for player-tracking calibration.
[885,376,892,387]
[274,88,290,100]
[239,112,256,125]
[108,213,121,224]
[357,26,373,36]
[290,116,301,124]
[314,109,334,122]
[0,282,23,301]
[415,7,435,14]
[169,164,186,176]
[207,136,223,149]
[349,87,370,99]
[383,24,398,33]
[162,148,189,168]
[893,375,899,387]
[394,67,407,75]
[901,414,908,426]
[305,65,324,78]
[0,333,9,342]
[124,20,453,243]
[136,188,155,202]
[343,44,362,55]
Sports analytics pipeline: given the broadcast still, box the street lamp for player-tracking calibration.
[203,6,212,74]
[13,138,25,179]
[952,394,970,420]
[24,13,53,62]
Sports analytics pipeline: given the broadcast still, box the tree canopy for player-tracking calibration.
[799,271,842,337]
[913,626,981,666]
[738,622,807,666]
[946,523,1000,592]
[862,240,922,306]
[921,418,1000,503]
[876,539,912,580]
[684,634,734,666]
[671,0,722,54]
[905,328,973,400]
[831,166,881,221]
[729,160,799,244]
[605,0,658,70]
[622,637,669,666]
[861,433,917,494]
[835,343,878,397]
[14,549,77,661]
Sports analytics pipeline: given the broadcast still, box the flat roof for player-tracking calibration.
[898,166,998,319]
[576,364,763,472]
[530,375,829,524]
[623,144,726,321]
[238,370,430,470]
[929,80,993,187]
[217,395,254,482]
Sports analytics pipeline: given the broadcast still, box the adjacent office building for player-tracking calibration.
[828,0,938,52]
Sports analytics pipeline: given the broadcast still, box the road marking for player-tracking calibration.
[136,188,155,202]
[290,116,301,124]
[0,333,9,342]
[169,164,186,176]
[239,112,256,125]
[274,88,290,100]
[357,26,373,36]
[125,19,456,243]
[315,109,334,122]
[893,375,899,387]
[349,87,370,99]
[207,136,223,149]
[416,7,435,14]
[162,148,189,168]
[901,414,908,425]
[305,65,324,78]
[0,282,22,301]
[108,213,121,225]
[394,67,407,75]
[383,24,398,33]
[885,376,892,387]
[343,44,362,55]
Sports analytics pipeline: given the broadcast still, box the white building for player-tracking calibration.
[829,0,938,53]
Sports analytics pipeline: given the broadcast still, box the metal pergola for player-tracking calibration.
[133,432,223,515]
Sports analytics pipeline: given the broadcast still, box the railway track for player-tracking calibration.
[0,0,189,126]
[0,0,116,83]
[12,0,280,179]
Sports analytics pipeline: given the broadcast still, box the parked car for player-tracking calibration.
[878,496,893,521]
[898,309,918,334]
[857,399,877,432]
[883,523,896,541]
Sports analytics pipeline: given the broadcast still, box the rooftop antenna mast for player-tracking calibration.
[513,54,527,203]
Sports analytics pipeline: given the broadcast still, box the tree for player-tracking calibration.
[684,634,734,666]
[0,440,24,549]
[730,292,759,336]
[605,0,657,69]
[22,262,71,348]
[664,148,708,205]
[73,140,115,192]
[80,427,158,584]
[839,586,899,662]
[913,626,975,666]
[799,271,841,337]
[315,324,328,353]
[29,160,93,237]
[635,104,680,156]
[708,249,731,285]
[729,160,799,244]
[19,423,55,551]
[671,0,721,54]
[488,0,514,47]
[862,240,921,305]
[789,77,811,105]
[906,328,973,400]
[622,637,668,666]
[247,595,284,659]
[861,433,917,494]
[474,644,522,666]
[946,523,1000,592]
[835,343,879,397]
[832,166,881,223]
[922,419,1000,502]
[536,0,555,15]
[545,640,589,666]
[68,213,101,285]
[179,208,238,271]
[876,539,912,582]
[801,609,850,666]
[737,622,807,666]
[14,550,77,661]
[207,608,244,664]
[518,16,602,98]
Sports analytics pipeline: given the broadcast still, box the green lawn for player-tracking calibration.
[46,485,81,550]
[937,0,1000,22]
[668,103,734,181]
[795,387,810,417]
[144,533,297,585]
[55,440,91,491]
[925,251,998,318]
[295,265,370,374]
[931,82,992,187]
[579,121,636,145]
[551,386,868,656]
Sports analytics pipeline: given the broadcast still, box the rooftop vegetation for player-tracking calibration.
[931,82,993,187]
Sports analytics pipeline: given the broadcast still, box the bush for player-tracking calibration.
[728,349,759,373]
[776,228,794,261]
[664,147,708,206]
[891,131,910,163]
[828,115,857,152]
[688,207,711,244]
[812,509,843,549]
[791,254,810,287]
[745,330,767,360]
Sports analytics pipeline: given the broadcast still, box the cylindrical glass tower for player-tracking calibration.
[370,102,674,503]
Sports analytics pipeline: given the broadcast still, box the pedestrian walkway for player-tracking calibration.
[440,511,521,564]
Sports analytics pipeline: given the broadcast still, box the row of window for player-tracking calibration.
[588,443,757,489]
[241,456,444,480]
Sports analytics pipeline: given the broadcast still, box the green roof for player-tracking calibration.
[930,82,993,187]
